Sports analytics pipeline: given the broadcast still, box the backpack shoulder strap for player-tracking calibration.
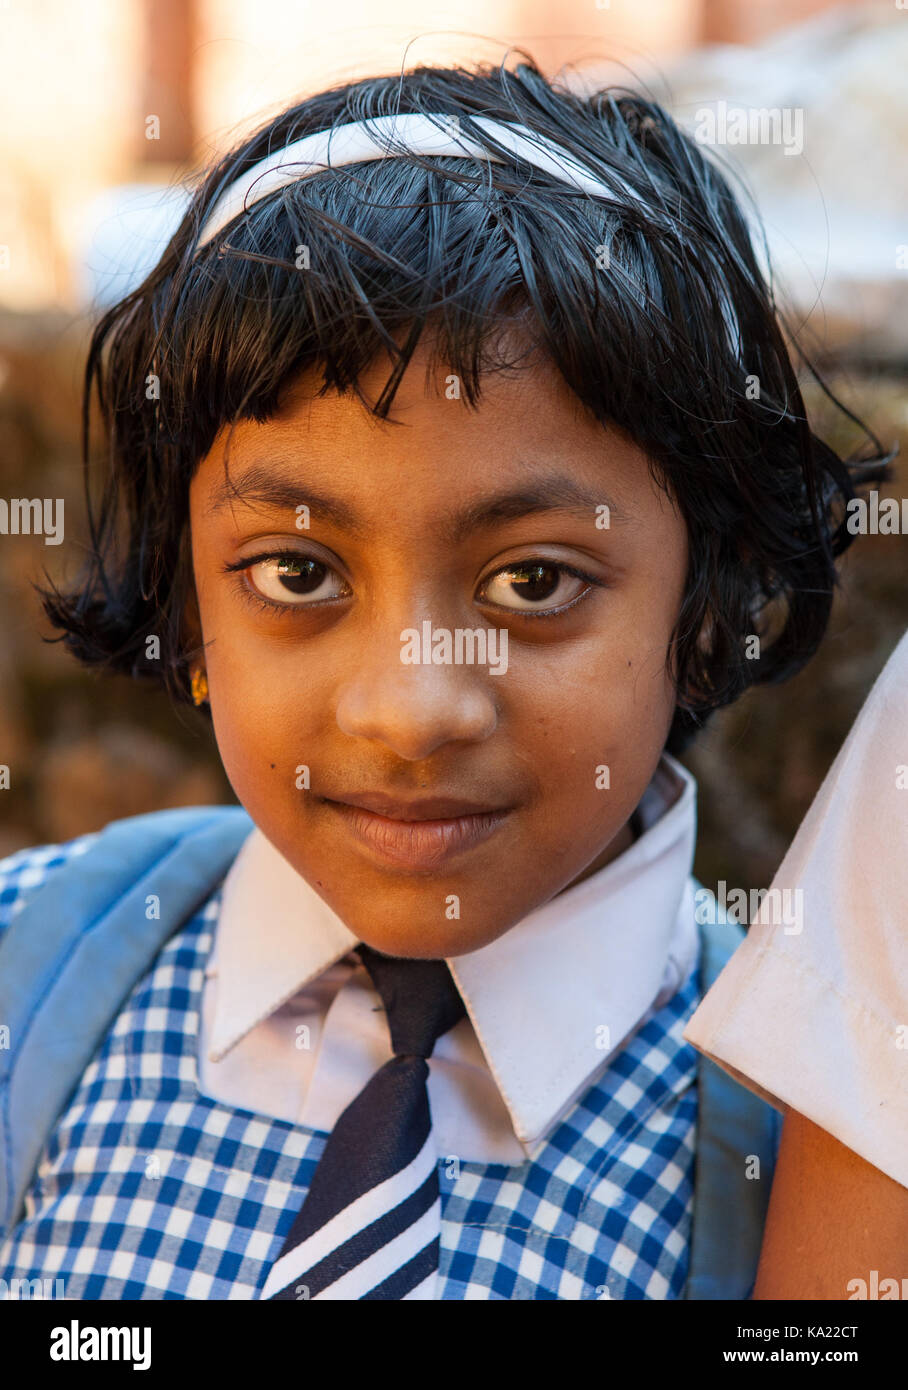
[0,803,253,1240]
[685,892,783,1300]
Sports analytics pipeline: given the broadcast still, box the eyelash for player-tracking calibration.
[222,552,342,617]
[222,550,605,620]
[481,561,604,620]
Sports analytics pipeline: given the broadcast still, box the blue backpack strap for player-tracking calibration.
[0,803,253,1240]
[685,903,783,1299]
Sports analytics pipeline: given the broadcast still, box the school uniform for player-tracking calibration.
[0,753,773,1299]
[686,626,908,1191]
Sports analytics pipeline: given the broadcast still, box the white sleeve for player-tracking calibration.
[684,626,908,1190]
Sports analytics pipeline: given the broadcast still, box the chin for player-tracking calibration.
[355,918,505,960]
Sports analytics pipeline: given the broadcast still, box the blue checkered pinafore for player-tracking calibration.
[0,828,700,1300]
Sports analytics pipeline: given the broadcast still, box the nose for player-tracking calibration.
[334,625,500,760]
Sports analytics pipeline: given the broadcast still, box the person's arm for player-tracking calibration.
[752,1107,908,1299]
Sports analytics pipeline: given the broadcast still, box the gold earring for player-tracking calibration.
[191,669,209,706]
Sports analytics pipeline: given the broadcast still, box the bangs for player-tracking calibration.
[138,82,772,464]
[43,57,890,750]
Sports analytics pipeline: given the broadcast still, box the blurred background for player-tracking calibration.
[0,0,906,905]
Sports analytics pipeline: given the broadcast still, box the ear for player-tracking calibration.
[167,524,207,699]
[671,608,716,714]
[179,572,205,666]
[175,519,203,664]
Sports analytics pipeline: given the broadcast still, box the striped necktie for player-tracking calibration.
[261,943,467,1301]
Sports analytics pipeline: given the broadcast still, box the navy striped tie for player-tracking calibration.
[262,944,467,1301]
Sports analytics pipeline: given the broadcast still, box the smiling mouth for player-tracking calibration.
[318,796,513,871]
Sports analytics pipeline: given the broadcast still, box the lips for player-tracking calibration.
[324,790,507,821]
[317,789,514,870]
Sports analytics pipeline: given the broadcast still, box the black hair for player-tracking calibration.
[38,52,892,753]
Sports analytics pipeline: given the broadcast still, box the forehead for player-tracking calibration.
[192,333,665,532]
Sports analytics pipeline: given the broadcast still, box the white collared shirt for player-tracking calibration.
[685,627,908,1190]
[199,753,700,1164]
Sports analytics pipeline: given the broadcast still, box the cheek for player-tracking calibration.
[194,594,329,813]
[189,541,315,766]
[517,613,677,814]
[207,660,327,805]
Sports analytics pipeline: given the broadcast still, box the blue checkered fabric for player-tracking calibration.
[0,832,700,1300]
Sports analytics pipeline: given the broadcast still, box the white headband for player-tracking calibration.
[195,111,646,250]
[193,110,744,361]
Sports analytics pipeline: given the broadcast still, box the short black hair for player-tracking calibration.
[39,52,891,754]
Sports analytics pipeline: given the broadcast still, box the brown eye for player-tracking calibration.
[479,562,591,613]
[247,555,349,605]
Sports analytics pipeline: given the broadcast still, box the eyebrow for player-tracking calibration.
[207,461,629,543]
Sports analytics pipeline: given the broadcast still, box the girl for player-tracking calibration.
[0,55,893,1300]
[686,626,908,1299]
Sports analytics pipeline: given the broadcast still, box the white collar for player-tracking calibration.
[208,753,697,1147]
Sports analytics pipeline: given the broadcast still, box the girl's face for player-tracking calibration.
[188,337,689,958]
